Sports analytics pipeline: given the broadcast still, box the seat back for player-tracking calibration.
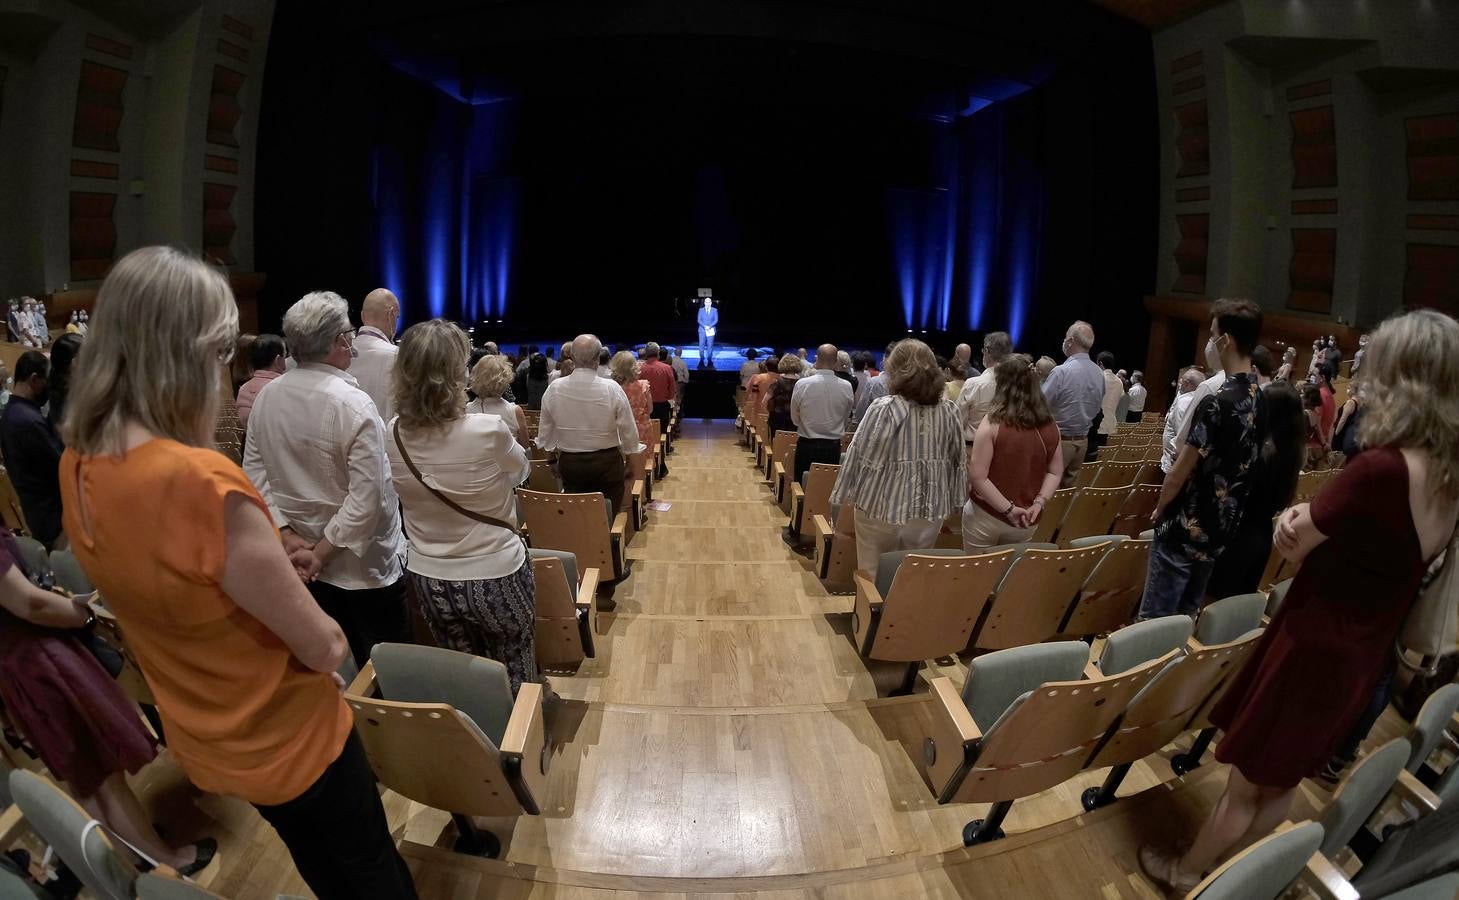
[526,459,561,493]
[1188,821,1324,900]
[1111,484,1161,537]
[1318,738,1411,858]
[8,770,137,900]
[0,469,27,534]
[348,645,522,818]
[1096,615,1193,677]
[49,549,94,595]
[1061,537,1150,636]
[1074,462,1102,489]
[949,642,1169,804]
[1407,683,1459,774]
[1113,445,1147,463]
[1028,487,1076,544]
[531,549,589,668]
[801,463,839,525]
[1195,593,1267,646]
[13,536,49,581]
[519,490,613,575]
[1092,461,1140,488]
[868,550,1015,662]
[135,872,227,899]
[767,431,797,479]
[972,545,1107,650]
[1057,486,1131,546]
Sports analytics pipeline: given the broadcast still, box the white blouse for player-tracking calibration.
[386,413,530,581]
[467,397,520,435]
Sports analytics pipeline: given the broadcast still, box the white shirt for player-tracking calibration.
[790,369,853,440]
[1127,383,1147,413]
[243,362,405,589]
[387,414,529,581]
[466,397,520,436]
[1098,370,1124,436]
[954,367,999,442]
[351,326,398,424]
[535,368,643,455]
[1160,370,1224,473]
[596,365,612,379]
[671,356,689,384]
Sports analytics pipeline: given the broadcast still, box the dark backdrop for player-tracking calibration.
[256,1,1157,370]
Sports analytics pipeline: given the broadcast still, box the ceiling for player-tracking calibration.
[1086,0,1225,29]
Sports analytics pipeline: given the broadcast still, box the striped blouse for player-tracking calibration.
[830,394,966,524]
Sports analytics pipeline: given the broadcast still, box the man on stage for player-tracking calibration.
[697,298,718,369]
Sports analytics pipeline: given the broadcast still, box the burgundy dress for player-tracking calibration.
[0,533,156,796]
[1211,447,1425,788]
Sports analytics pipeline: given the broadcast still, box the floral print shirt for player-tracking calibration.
[1156,371,1267,561]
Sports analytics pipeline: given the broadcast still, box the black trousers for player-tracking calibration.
[254,731,418,900]
[558,447,626,519]
[308,576,411,669]
[793,436,842,484]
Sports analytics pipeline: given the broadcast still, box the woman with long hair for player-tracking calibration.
[468,354,530,451]
[610,350,655,498]
[1141,309,1459,894]
[58,247,415,897]
[830,339,964,576]
[45,333,84,430]
[761,354,804,439]
[962,354,1064,551]
[387,321,536,695]
[525,352,552,410]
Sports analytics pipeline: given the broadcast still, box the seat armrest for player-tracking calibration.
[0,805,25,848]
[1084,663,1103,681]
[789,484,805,532]
[499,682,548,816]
[630,480,646,531]
[1300,853,1359,900]
[610,513,629,579]
[852,571,884,654]
[578,567,601,635]
[347,660,378,698]
[813,514,834,578]
[926,676,981,803]
[772,462,786,496]
[1393,768,1442,814]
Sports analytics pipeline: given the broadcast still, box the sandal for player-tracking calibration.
[177,838,218,878]
[1138,844,1200,896]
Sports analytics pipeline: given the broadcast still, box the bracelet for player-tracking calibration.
[1003,500,1015,516]
[1031,496,1047,507]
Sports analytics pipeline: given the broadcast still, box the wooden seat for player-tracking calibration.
[770,433,800,511]
[0,468,29,534]
[136,871,228,898]
[1110,484,1161,537]
[922,640,1171,845]
[530,549,600,670]
[812,513,856,593]
[852,549,1015,695]
[518,489,629,582]
[968,544,1107,651]
[1074,461,1102,489]
[1080,609,1264,809]
[346,644,548,858]
[526,459,561,494]
[1056,485,1130,547]
[1058,536,1150,636]
[1133,462,1164,486]
[8,769,139,898]
[1028,487,1076,544]
[1092,461,1141,488]
[1185,821,1327,900]
[789,462,837,539]
[1113,445,1147,463]
[764,431,796,483]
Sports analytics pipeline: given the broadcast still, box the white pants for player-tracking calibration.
[853,508,943,577]
[961,499,1034,553]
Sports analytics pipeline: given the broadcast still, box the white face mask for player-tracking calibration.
[1205,335,1223,371]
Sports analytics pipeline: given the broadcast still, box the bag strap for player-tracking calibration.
[392,420,519,533]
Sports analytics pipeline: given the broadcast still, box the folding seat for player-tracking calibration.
[346,644,549,857]
[1092,461,1141,488]
[530,549,599,670]
[1114,444,1148,463]
[1183,820,1325,900]
[851,549,1015,695]
[788,463,837,541]
[526,458,561,494]
[812,513,857,593]
[1056,485,1131,547]
[136,871,227,898]
[1058,535,1149,637]
[967,544,1107,651]
[770,435,800,512]
[921,639,1170,845]
[1111,484,1161,537]
[519,490,629,582]
[49,549,94,595]
[1075,461,1103,489]
[1168,591,1268,774]
[1028,487,1076,544]
[764,431,796,484]
[1406,684,1459,776]
[8,769,139,899]
[12,536,49,582]
[0,469,28,534]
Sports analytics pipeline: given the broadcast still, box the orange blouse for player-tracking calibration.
[623,378,655,447]
[59,440,352,806]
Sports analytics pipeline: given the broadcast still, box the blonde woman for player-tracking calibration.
[468,354,530,450]
[830,339,964,576]
[386,320,537,695]
[610,350,655,486]
[1142,309,1459,894]
[58,247,415,898]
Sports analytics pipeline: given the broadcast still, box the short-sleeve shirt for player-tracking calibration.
[1155,371,1267,561]
[60,440,353,806]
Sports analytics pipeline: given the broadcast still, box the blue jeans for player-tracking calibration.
[698,327,714,364]
[1137,536,1216,619]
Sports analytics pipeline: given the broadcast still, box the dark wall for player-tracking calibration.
[256,1,1156,366]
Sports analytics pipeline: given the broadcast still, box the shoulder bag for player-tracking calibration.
[393,420,524,540]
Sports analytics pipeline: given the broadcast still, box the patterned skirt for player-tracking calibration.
[406,558,538,695]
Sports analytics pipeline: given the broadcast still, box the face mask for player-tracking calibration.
[1205,335,1223,371]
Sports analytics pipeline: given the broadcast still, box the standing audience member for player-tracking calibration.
[763,355,802,438]
[852,351,871,395]
[1162,369,1204,473]
[1250,346,1276,389]
[853,342,897,425]
[1093,351,1123,451]
[962,355,1064,551]
[536,334,642,527]
[1040,321,1105,487]
[1274,346,1297,382]
[245,290,410,668]
[1160,327,1231,475]
[229,334,257,394]
[942,359,967,402]
[669,347,690,404]
[611,350,657,492]
[746,354,780,413]
[523,353,552,409]
[236,334,287,428]
[1137,299,1266,620]
[60,246,416,899]
[1332,382,1365,461]
[1125,371,1147,422]
[1141,309,1459,895]
[830,340,963,575]
[351,289,400,422]
[790,343,854,483]
[739,350,761,388]
[1034,355,1056,382]
[468,355,530,450]
[386,320,538,695]
[1313,362,1337,450]
[596,347,613,379]
[0,352,65,548]
[1301,382,1326,469]
[32,300,49,345]
[956,331,1013,445]
[835,350,858,393]
[640,341,678,445]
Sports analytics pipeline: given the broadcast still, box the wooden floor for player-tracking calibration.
[132,420,1399,898]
